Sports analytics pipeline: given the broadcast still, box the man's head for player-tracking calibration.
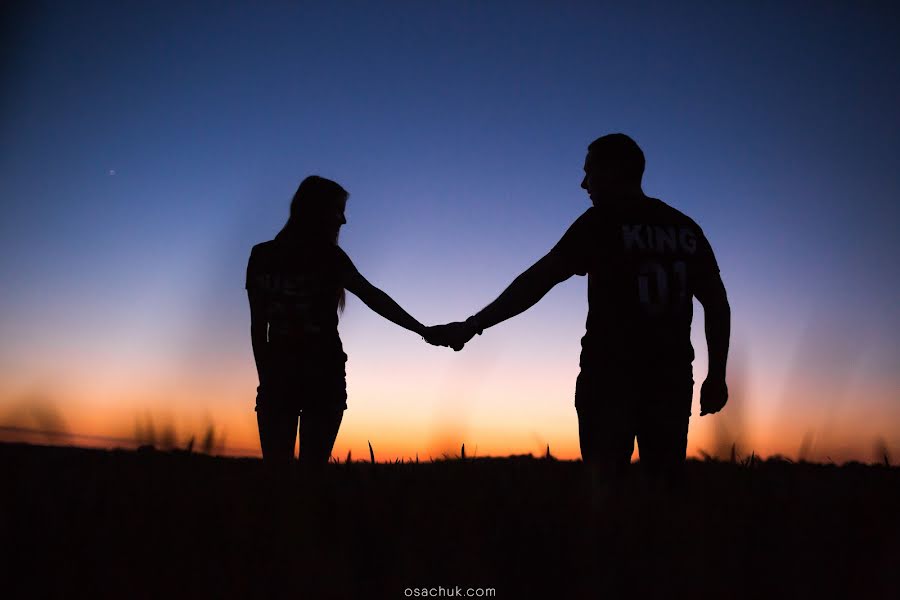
[581,133,645,204]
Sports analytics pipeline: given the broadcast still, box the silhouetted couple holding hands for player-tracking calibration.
[247,133,730,485]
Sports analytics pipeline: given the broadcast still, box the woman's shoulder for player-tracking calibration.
[334,244,350,260]
[249,239,278,257]
[334,245,357,271]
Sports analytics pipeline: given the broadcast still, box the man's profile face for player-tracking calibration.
[580,152,615,205]
[336,198,347,227]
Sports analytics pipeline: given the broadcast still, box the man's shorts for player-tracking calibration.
[575,368,693,475]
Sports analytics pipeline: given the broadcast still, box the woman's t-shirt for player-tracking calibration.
[245,237,355,364]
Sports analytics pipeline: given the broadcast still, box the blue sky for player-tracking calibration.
[1,1,898,459]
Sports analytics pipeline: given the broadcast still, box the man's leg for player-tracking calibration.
[575,370,635,481]
[635,376,693,488]
[577,405,635,478]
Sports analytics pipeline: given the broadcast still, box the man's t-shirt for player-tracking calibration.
[245,236,355,364]
[550,197,720,376]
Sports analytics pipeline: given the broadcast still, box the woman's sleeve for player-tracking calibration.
[245,246,258,290]
[335,246,360,286]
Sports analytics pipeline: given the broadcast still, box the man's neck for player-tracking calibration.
[593,187,646,206]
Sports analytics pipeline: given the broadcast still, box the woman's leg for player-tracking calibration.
[256,387,299,464]
[297,407,344,464]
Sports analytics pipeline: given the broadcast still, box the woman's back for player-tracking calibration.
[246,234,349,362]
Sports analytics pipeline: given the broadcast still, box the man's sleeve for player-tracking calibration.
[548,209,594,277]
[694,227,721,282]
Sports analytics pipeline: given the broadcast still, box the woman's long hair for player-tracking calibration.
[278,175,349,313]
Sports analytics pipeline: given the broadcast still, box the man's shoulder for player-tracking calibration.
[569,206,601,230]
[646,197,687,218]
[645,198,704,229]
[557,207,600,242]
[571,206,596,221]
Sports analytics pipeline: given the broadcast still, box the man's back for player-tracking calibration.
[551,196,720,374]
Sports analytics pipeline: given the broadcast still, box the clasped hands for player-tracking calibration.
[422,317,481,351]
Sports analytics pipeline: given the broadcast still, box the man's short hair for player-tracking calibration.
[587,133,645,183]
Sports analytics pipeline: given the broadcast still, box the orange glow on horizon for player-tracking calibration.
[2,323,898,465]
[2,385,897,465]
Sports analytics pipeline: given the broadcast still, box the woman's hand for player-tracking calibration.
[423,321,476,351]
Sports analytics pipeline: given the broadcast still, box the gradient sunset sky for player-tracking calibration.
[2,1,898,461]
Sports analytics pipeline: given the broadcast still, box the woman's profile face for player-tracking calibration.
[326,197,347,239]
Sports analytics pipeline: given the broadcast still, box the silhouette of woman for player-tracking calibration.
[246,176,426,465]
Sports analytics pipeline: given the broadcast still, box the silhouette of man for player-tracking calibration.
[426,134,730,483]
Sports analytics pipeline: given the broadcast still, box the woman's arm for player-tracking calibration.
[247,290,269,385]
[342,268,426,336]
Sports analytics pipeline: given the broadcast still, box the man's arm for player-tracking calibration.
[426,251,575,350]
[695,273,730,379]
[473,250,575,331]
[694,273,731,415]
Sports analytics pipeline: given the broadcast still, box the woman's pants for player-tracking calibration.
[255,354,347,465]
[256,403,344,464]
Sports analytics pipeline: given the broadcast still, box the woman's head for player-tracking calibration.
[282,176,349,243]
[279,175,349,313]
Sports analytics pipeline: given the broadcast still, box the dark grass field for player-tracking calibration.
[2,442,899,599]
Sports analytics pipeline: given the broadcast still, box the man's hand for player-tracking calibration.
[424,321,477,351]
[699,377,728,416]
